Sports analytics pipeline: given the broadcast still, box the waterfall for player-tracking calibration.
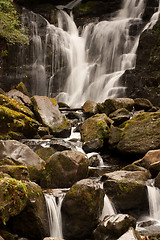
[100,194,116,221]
[20,0,160,107]
[45,192,64,238]
[147,180,160,220]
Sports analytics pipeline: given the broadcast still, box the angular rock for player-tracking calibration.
[134,98,153,111]
[80,113,112,152]
[102,170,149,216]
[62,178,104,240]
[117,112,160,155]
[117,227,141,240]
[93,214,136,240]
[31,96,71,137]
[109,108,130,126]
[6,89,33,109]
[98,98,134,116]
[8,181,49,240]
[41,150,89,188]
[0,140,45,183]
[0,105,40,139]
[0,94,34,118]
[82,100,98,117]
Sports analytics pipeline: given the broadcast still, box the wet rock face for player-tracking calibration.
[62,178,104,240]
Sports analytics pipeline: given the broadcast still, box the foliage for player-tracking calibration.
[0,0,29,45]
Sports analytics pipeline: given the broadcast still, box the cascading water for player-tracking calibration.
[20,0,160,107]
[44,192,64,238]
[100,194,116,221]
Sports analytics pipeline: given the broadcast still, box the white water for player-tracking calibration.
[45,192,64,238]
[100,194,116,221]
[147,180,160,220]
[21,0,160,107]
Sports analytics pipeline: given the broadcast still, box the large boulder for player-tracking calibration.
[0,140,45,183]
[31,96,71,137]
[93,214,136,240]
[82,100,98,117]
[62,178,104,240]
[41,150,89,188]
[102,170,149,216]
[117,112,160,155]
[98,98,134,116]
[0,165,29,181]
[7,180,49,240]
[0,105,40,139]
[80,113,112,152]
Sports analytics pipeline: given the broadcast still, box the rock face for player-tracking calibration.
[31,96,71,137]
[80,113,112,152]
[62,178,104,240]
[0,140,45,183]
[117,112,160,155]
[41,150,89,188]
[93,214,136,240]
[102,170,149,216]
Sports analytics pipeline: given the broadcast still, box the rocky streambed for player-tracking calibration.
[0,83,160,239]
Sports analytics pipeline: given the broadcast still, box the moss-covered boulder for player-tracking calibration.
[117,112,160,155]
[0,176,28,225]
[31,96,71,137]
[62,178,104,240]
[6,89,33,110]
[41,150,89,188]
[16,82,30,97]
[0,105,40,139]
[0,94,34,118]
[93,214,136,240]
[98,98,134,116]
[0,140,45,183]
[102,170,149,216]
[80,113,112,152]
[0,165,29,181]
[8,181,49,240]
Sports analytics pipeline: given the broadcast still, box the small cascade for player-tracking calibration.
[45,191,64,238]
[147,179,160,220]
[100,194,116,221]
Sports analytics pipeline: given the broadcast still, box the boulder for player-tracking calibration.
[31,96,71,137]
[8,181,49,240]
[41,150,89,188]
[134,98,153,111]
[82,100,98,117]
[102,170,149,216]
[80,113,112,152]
[98,98,134,116]
[0,165,29,181]
[134,149,160,177]
[117,112,160,155]
[6,89,33,109]
[93,214,136,240]
[0,94,34,118]
[117,227,141,240]
[62,178,104,240]
[109,108,130,126]
[16,82,30,97]
[0,140,45,183]
[0,105,40,139]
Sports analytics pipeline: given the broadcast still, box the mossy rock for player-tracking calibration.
[0,176,28,225]
[16,82,30,97]
[35,147,56,162]
[109,108,130,126]
[0,165,29,181]
[117,112,160,155]
[134,98,153,111]
[62,178,104,240]
[0,105,40,139]
[0,94,34,118]
[41,150,89,188]
[82,100,98,117]
[98,98,134,116]
[102,170,149,216]
[80,113,112,152]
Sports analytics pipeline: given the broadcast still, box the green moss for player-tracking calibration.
[77,1,97,12]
